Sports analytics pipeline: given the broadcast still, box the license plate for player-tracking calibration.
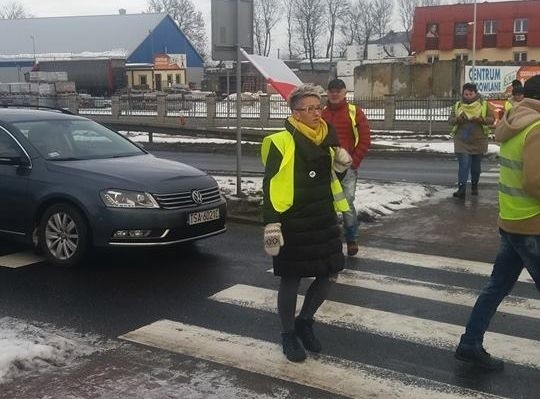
[188,208,220,225]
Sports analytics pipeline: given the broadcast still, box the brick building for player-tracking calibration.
[411,0,540,65]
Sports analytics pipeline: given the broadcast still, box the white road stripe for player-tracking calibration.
[210,284,540,369]
[482,172,499,178]
[0,251,44,268]
[120,320,504,399]
[336,269,540,319]
[353,246,533,284]
[265,268,539,319]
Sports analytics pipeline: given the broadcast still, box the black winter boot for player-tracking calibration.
[455,345,504,371]
[295,317,322,352]
[281,331,306,362]
[453,184,466,199]
[471,183,479,196]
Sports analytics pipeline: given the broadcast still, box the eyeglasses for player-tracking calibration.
[295,105,323,113]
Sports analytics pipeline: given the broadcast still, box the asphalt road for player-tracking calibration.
[0,183,538,398]
[151,150,500,186]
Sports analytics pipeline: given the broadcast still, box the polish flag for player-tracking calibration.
[240,49,302,101]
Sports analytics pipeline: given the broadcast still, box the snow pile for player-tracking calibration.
[0,317,112,383]
[373,140,500,155]
[213,176,452,221]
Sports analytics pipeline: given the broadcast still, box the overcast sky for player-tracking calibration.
[17,0,210,19]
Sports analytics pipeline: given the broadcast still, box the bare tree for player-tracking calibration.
[253,0,282,56]
[397,0,442,55]
[372,0,394,40]
[339,0,390,60]
[0,1,28,19]
[147,0,208,59]
[284,0,295,59]
[293,0,326,70]
[324,0,349,60]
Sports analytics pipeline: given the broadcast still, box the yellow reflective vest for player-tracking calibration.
[451,100,491,136]
[499,120,540,220]
[347,103,360,147]
[261,130,349,213]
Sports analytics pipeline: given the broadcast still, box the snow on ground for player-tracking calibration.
[214,176,453,221]
[374,140,500,155]
[0,317,114,384]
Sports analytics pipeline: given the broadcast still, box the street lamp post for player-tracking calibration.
[30,35,36,63]
[471,0,477,82]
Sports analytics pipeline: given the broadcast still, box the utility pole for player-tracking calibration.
[471,0,477,83]
[236,0,242,196]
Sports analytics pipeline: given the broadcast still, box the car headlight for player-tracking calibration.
[100,189,159,208]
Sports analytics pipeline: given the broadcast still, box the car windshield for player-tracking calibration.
[13,119,144,160]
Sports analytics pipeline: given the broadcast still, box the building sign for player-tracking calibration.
[154,54,187,70]
[466,66,540,95]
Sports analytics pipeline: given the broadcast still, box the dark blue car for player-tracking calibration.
[0,108,227,266]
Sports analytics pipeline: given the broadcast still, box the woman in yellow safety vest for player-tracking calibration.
[449,82,494,199]
[261,84,349,362]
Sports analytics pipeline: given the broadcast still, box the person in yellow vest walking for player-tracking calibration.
[322,79,371,256]
[261,84,350,362]
[455,75,540,371]
[449,83,494,199]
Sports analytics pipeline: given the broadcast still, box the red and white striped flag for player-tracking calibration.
[241,49,302,101]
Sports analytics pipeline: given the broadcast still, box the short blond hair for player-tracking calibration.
[288,84,322,110]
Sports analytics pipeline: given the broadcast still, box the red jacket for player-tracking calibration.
[322,100,371,169]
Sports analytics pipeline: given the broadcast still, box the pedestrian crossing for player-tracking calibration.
[120,245,538,399]
[482,166,500,184]
[0,251,44,268]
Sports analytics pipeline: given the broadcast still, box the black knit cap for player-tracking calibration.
[523,75,540,100]
[327,79,346,90]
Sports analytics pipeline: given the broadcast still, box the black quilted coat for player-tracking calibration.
[262,120,345,277]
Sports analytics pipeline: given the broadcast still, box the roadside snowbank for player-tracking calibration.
[0,317,113,383]
[214,176,453,221]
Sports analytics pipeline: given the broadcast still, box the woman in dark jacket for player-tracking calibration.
[261,84,349,362]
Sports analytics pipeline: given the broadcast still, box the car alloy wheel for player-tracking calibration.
[39,203,88,267]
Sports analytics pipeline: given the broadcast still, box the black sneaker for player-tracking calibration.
[455,345,504,371]
[295,317,322,353]
[281,331,306,362]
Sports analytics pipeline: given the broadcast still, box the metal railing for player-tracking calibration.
[352,96,385,120]
[120,95,157,116]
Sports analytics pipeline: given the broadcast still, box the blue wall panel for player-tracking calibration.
[128,16,204,67]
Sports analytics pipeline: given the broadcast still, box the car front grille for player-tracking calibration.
[153,186,221,210]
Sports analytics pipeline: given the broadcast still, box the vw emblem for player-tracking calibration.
[191,190,203,204]
[309,170,316,178]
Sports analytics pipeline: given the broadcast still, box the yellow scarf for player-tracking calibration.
[287,116,328,145]
[457,100,483,119]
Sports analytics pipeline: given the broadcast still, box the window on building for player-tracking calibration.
[514,18,528,33]
[454,22,468,48]
[514,52,527,62]
[167,74,173,87]
[175,74,180,84]
[455,23,468,36]
[455,54,469,62]
[484,20,496,35]
[139,75,147,86]
[427,55,439,64]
